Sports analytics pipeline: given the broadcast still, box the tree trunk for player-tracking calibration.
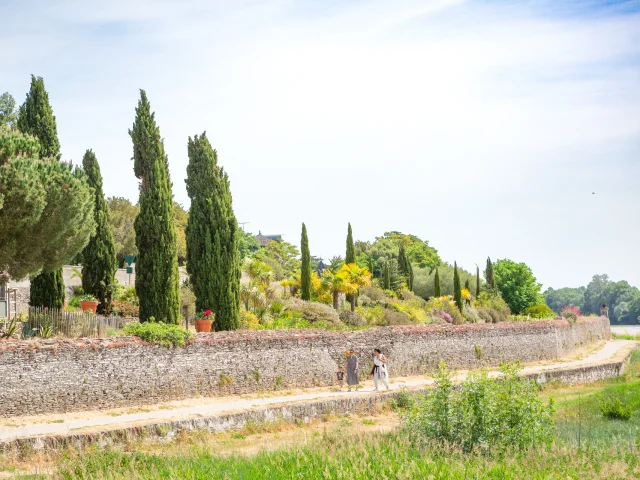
[350,294,356,312]
[333,291,339,311]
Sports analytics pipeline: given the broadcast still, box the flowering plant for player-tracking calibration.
[195,310,214,320]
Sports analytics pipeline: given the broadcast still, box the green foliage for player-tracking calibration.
[425,295,464,324]
[476,266,481,298]
[474,292,511,323]
[345,223,355,264]
[29,268,65,309]
[185,133,240,330]
[17,76,60,159]
[493,259,542,314]
[599,394,633,421]
[0,82,95,282]
[106,197,139,267]
[254,240,300,280]
[453,262,463,312]
[80,150,117,314]
[413,264,476,300]
[130,90,180,324]
[485,257,495,290]
[434,269,441,297]
[383,262,391,290]
[122,320,193,348]
[238,230,260,260]
[406,362,555,452]
[300,223,311,301]
[524,304,556,319]
[544,286,585,314]
[0,92,17,128]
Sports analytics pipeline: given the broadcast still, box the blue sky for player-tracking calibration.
[2,0,640,289]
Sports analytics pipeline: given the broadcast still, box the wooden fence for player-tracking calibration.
[26,307,137,338]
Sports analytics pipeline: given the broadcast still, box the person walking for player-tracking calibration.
[372,348,389,391]
[346,350,359,392]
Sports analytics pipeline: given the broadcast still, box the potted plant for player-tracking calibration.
[80,294,99,314]
[195,310,214,333]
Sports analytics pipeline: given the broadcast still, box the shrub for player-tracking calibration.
[112,300,139,318]
[475,292,511,317]
[360,286,387,302]
[383,308,412,326]
[122,320,192,348]
[68,296,82,309]
[339,310,367,327]
[405,362,555,452]
[239,309,261,330]
[599,394,633,420]
[355,305,386,326]
[426,296,464,325]
[114,285,139,305]
[285,298,341,325]
[561,305,580,323]
[462,306,480,324]
[525,304,556,319]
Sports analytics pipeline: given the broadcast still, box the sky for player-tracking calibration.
[2,0,640,289]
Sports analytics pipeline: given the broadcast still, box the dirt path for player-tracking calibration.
[0,340,636,443]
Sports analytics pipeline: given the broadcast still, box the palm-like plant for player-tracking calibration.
[340,263,372,312]
[240,282,255,311]
[321,269,357,311]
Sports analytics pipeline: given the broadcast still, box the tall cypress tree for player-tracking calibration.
[407,261,414,291]
[383,262,391,290]
[368,256,375,278]
[130,90,180,323]
[81,150,117,314]
[434,269,441,297]
[485,257,496,291]
[345,223,355,264]
[19,76,66,309]
[476,266,481,298]
[186,133,240,330]
[453,261,463,312]
[464,278,470,292]
[300,223,311,300]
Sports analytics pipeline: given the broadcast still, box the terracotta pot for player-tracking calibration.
[195,319,213,333]
[80,300,98,314]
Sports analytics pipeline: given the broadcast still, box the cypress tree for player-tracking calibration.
[130,90,180,323]
[30,270,65,309]
[19,75,66,310]
[464,278,470,292]
[485,257,496,290]
[476,266,481,298]
[346,223,355,264]
[300,223,311,300]
[81,150,117,314]
[453,261,463,312]
[186,133,240,330]
[434,269,441,297]
[383,262,391,290]
[368,256,375,278]
[407,261,414,291]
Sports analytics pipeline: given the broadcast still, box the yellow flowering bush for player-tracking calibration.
[239,309,262,330]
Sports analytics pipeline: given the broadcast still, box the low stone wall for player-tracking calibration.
[0,317,610,417]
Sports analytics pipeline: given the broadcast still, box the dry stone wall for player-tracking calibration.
[0,317,610,417]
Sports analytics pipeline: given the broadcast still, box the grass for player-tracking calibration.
[612,332,640,341]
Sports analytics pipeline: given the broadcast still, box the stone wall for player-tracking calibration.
[0,317,610,417]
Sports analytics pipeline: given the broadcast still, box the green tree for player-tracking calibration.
[383,262,391,290]
[238,230,260,259]
[173,202,188,266]
[464,278,470,292]
[107,197,139,267]
[254,240,300,280]
[30,269,65,309]
[368,256,375,279]
[17,76,60,159]
[544,286,585,314]
[80,150,117,314]
[130,90,180,323]
[408,261,414,291]
[453,262,463,312]
[16,75,92,307]
[185,133,240,330]
[434,269,441,297]
[493,259,542,314]
[0,92,18,128]
[300,223,311,300]
[346,223,355,264]
[0,128,94,283]
[485,257,496,290]
[476,266,481,298]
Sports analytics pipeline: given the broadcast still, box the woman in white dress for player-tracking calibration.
[372,348,389,391]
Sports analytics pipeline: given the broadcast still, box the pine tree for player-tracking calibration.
[29,269,64,309]
[19,76,66,309]
[130,90,180,323]
[453,262,463,312]
[476,266,481,298]
[186,133,240,330]
[485,257,496,291]
[383,262,391,290]
[300,223,311,300]
[80,150,117,314]
[434,269,441,297]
